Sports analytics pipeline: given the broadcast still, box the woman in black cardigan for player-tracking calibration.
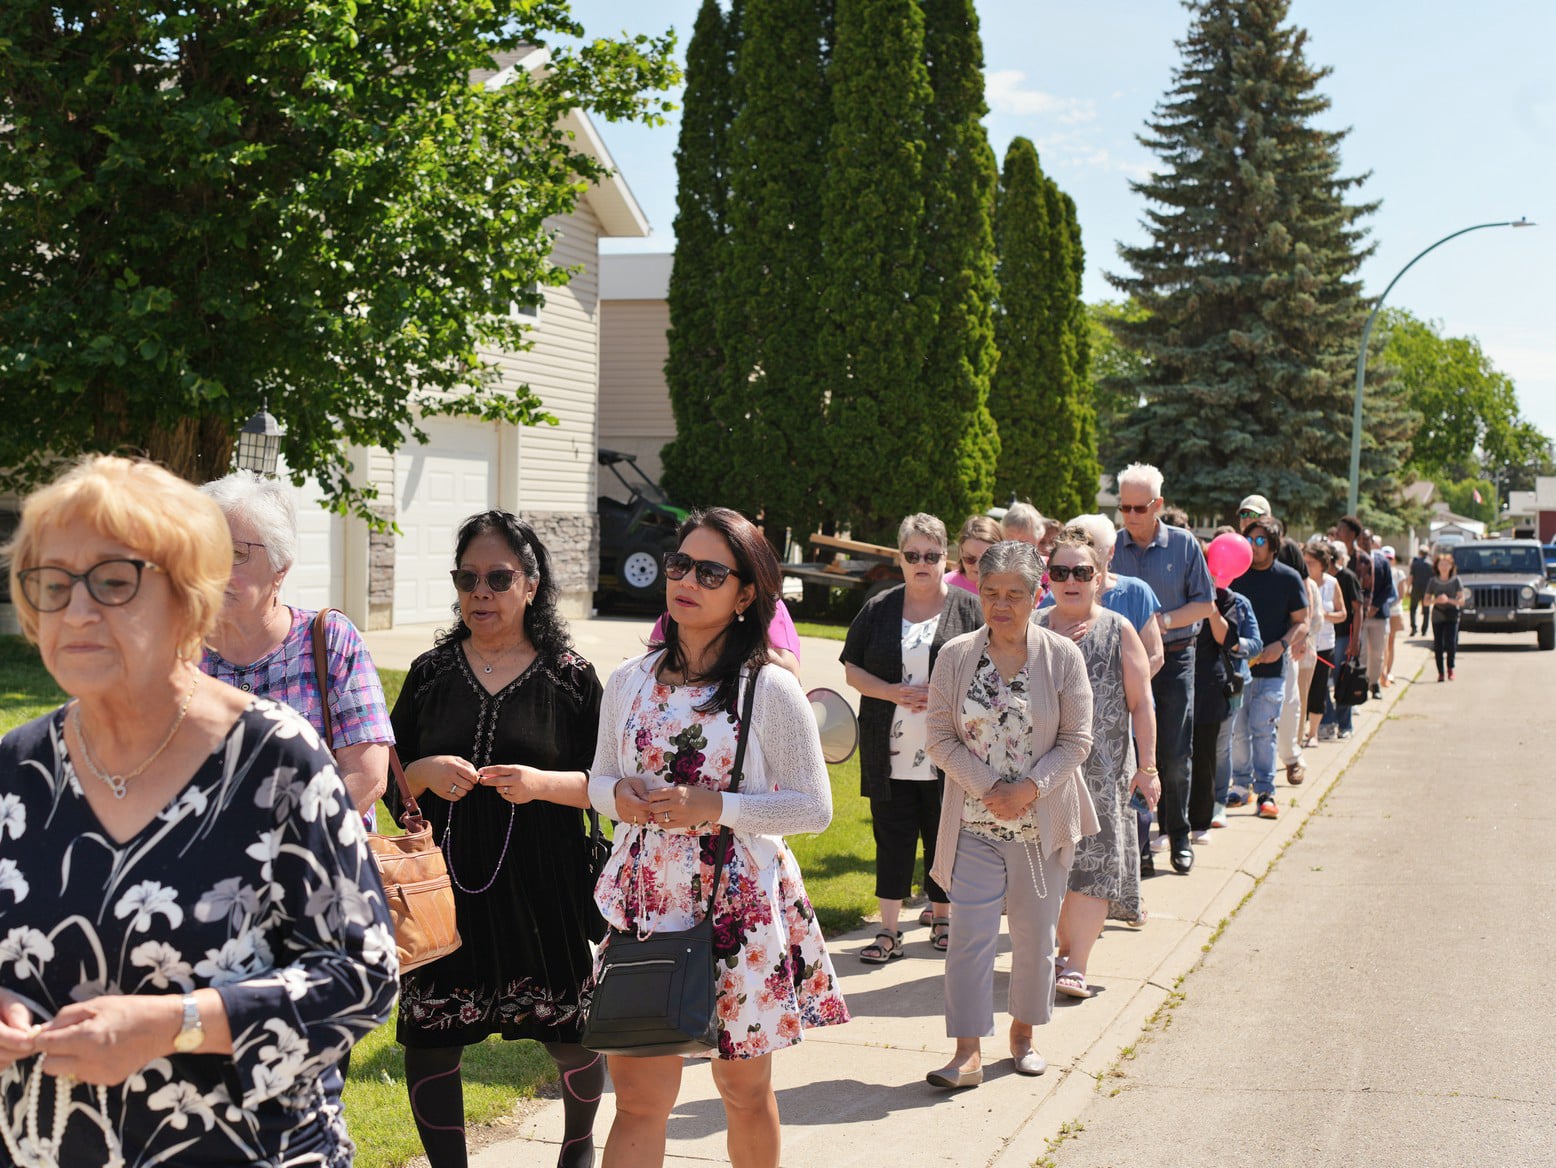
[841,513,983,963]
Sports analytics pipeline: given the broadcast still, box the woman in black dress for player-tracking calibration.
[390,511,604,1168]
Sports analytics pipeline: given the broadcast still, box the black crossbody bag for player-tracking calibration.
[581,667,760,1057]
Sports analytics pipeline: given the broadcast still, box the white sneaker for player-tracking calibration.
[1190,829,1210,844]
[1149,834,1167,853]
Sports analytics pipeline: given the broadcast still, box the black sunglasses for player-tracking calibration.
[17,558,162,613]
[900,550,944,565]
[450,569,520,593]
[664,552,742,589]
[1047,563,1097,583]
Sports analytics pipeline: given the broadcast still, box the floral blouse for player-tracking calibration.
[959,650,1041,843]
[889,614,939,781]
[0,700,398,1167]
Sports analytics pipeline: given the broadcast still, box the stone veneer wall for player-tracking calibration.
[366,505,395,631]
[525,511,599,619]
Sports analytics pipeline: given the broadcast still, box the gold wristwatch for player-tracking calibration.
[172,993,205,1054]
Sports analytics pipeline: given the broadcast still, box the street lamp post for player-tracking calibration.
[1347,218,1536,517]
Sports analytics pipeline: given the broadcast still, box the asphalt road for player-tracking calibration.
[1049,629,1556,1168]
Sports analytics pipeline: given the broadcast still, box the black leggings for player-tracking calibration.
[1434,615,1460,673]
[870,778,948,903]
[1306,657,1331,716]
[405,1041,602,1168]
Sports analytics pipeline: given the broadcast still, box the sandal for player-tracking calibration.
[917,907,935,929]
[1055,969,1092,999]
[859,930,903,964]
[930,919,950,953]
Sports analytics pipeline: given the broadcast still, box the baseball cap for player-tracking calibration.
[1383,546,1396,560]
[1238,494,1271,517]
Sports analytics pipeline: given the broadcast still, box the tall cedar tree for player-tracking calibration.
[662,0,741,507]
[0,1,673,514]
[819,0,935,540]
[702,0,833,538]
[1107,0,1390,525]
[990,137,1089,514]
[917,0,1000,524]
[1056,188,1101,516]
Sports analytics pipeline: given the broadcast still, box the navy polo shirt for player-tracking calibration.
[1112,522,1214,647]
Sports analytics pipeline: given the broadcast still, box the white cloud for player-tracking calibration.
[984,70,1096,125]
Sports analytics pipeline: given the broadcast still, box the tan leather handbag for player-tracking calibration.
[313,611,462,973]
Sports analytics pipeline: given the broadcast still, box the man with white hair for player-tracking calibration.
[1112,463,1216,874]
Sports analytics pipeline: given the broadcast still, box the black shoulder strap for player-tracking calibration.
[705,666,761,918]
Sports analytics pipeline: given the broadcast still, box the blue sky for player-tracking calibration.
[569,0,1556,443]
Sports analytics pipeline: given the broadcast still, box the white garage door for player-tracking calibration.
[282,469,343,613]
[394,418,499,625]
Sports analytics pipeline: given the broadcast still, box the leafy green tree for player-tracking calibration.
[1438,477,1497,526]
[1088,299,1149,470]
[662,0,742,508]
[0,1,674,514]
[1107,0,1390,525]
[818,0,935,539]
[1057,191,1101,516]
[917,0,1000,524]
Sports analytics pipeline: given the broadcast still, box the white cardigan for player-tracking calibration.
[588,653,833,868]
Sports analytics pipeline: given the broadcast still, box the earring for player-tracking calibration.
[736,610,746,623]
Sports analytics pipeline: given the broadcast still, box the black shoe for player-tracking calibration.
[1370,684,1382,699]
[1139,851,1156,878]
[1170,840,1194,874]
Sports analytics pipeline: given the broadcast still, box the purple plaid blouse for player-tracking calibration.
[201,607,395,749]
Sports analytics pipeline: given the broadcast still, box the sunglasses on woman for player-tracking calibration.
[1047,563,1097,583]
[900,550,943,565]
[450,569,520,593]
[663,552,742,589]
[16,558,163,612]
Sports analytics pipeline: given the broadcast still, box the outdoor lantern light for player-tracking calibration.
[234,400,282,477]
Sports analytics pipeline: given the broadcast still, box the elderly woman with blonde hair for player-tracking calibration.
[0,456,395,1165]
[923,541,1095,1088]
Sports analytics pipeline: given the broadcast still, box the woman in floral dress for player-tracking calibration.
[589,508,847,1167]
[0,456,395,1167]
[390,512,604,1168]
[1035,532,1158,1000]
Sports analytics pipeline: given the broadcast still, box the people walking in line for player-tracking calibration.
[842,514,982,963]
[1409,544,1434,636]
[0,456,396,1166]
[1273,525,1313,786]
[924,541,1095,1088]
[390,512,606,1168]
[945,514,1005,595]
[1318,538,1363,742]
[1112,463,1215,875]
[1301,539,1346,747]
[1229,518,1309,820]
[1195,531,1261,824]
[1426,551,1465,680]
[1382,545,1404,685]
[1335,517,1392,698]
[591,507,846,1167]
[1037,533,1157,999]
[201,470,394,822]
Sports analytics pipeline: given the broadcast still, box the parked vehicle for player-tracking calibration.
[1542,542,1556,584]
[595,449,686,608]
[1450,539,1556,650]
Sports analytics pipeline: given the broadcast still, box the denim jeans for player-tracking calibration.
[1231,674,1285,798]
[1320,631,1354,734]
[1152,643,1196,842]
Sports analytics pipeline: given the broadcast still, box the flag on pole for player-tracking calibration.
[1473,487,1484,504]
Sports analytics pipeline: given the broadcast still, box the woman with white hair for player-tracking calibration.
[1041,514,1165,676]
[200,471,393,818]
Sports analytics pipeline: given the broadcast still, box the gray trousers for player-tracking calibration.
[1361,618,1389,686]
[944,830,1071,1037]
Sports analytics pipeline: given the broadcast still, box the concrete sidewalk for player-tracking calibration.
[443,634,1433,1168]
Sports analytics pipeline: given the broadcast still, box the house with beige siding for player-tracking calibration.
[598,253,675,500]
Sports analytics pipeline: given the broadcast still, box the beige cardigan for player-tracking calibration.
[927,622,1099,890]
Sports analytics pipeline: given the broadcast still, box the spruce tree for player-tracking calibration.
[917,0,1001,525]
[818,0,935,540]
[1107,0,1386,524]
[711,0,832,539]
[989,137,1073,512]
[662,0,741,507]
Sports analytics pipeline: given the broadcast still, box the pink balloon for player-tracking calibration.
[1206,531,1252,587]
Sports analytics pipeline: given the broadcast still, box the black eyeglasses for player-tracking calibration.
[900,550,944,565]
[663,552,742,589]
[1247,535,1270,548]
[17,559,162,613]
[1118,503,1155,515]
[232,540,267,567]
[1047,563,1097,583]
[450,569,520,593]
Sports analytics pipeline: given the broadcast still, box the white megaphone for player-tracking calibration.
[805,688,859,765]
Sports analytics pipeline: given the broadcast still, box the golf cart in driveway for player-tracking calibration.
[596,449,687,608]
[1451,539,1556,650]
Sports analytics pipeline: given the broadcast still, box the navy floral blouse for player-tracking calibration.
[0,699,398,1167]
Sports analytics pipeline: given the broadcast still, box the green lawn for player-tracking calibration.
[793,619,849,642]
[0,639,888,1168]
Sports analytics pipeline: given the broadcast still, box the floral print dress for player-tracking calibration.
[0,700,397,1167]
[593,675,848,1060]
